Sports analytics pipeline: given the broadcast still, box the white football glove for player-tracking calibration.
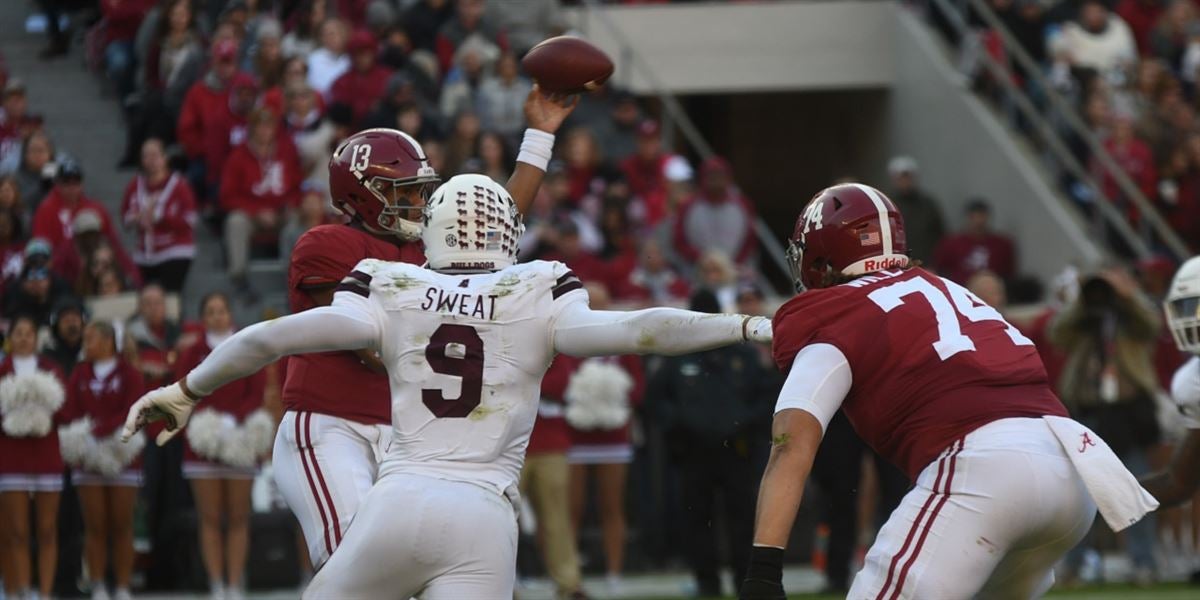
[744,316,773,344]
[122,381,200,446]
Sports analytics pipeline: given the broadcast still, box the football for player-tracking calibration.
[520,36,614,94]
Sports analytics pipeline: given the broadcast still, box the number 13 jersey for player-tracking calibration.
[332,258,587,495]
[772,267,1067,479]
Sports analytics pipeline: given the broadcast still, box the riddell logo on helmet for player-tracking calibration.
[863,257,906,271]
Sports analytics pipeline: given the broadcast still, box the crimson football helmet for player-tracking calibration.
[787,183,909,291]
[329,128,440,241]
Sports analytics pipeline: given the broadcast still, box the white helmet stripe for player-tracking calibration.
[852,183,893,255]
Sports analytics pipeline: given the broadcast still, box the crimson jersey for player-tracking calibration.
[283,224,424,424]
[773,268,1067,478]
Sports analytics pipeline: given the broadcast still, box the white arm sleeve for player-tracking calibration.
[774,343,853,433]
[186,293,383,396]
[552,301,749,357]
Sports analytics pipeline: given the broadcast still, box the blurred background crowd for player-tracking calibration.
[0,0,1198,599]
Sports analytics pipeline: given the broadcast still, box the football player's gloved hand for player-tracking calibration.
[744,316,773,344]
[122,380,201,446]
[740,546,785,600]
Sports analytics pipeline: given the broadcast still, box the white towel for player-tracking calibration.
[1042,415,1159,531]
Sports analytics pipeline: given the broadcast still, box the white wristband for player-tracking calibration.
[516,128,555,172]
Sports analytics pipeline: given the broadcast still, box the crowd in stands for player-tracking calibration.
[943,0,1200,252]
[1,0,1199,598]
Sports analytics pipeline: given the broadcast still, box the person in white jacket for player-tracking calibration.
[1056,0,1138,74]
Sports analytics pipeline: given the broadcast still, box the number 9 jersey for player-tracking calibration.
[332,257,588,495]
[772,267,1068,479]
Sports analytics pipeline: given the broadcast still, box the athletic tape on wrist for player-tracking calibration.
[516,128,555,171]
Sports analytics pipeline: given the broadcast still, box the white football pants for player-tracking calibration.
[848,417,1097,600]
[302,473,519,599]
[273,410,391,567]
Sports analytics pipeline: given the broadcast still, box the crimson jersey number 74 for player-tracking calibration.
[868,277,1033,360]
[421,324,484,418]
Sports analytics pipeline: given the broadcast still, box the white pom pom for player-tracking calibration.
[242,410,277,459]
[186,409,231,459]
[1,372,66,437]
[59,418,96,466]
[564,360,634,431]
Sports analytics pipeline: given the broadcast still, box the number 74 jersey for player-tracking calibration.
[772,267,1068,479]
[332,258,587,495]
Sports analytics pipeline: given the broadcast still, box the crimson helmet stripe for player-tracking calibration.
[852,183,893,255]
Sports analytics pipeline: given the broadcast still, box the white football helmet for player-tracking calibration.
[422,174,524,272]
[1165,256,1200,354]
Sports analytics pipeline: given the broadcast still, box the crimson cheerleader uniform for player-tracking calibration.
[0,355,67,492]
[62,358,145,486]
[566,355,645,465]
[176,332,267,479]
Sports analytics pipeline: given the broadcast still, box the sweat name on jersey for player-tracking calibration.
[420,287,499,321]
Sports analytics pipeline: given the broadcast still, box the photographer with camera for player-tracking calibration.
[1050,266,1163,585]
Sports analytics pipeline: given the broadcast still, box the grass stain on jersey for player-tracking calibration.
[636,331,657,351]
[389,275,422,290]
[467,404,506,421]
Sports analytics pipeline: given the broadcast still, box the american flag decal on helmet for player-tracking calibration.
[859,231,880,246]
[335,270,372,298]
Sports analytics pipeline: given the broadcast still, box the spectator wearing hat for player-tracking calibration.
[120,138,197,292]
[3,263,69,327]
[2,237,44,307]
[306,18,350,97]
[0,80,43,172]
[434,0,508,75]
[51,208,142,298]
[9,132,65,213]
[673,157,756,267]
[44,296,86,377]
[330,30,392,126]
[933,199,1017,285]
[620,120,675,225]
[545,219,611,288]
[30,162,131,268]
[886,155,945,262]
[220,107,302,288]
[477,51,531,140]
[177,37,241,186]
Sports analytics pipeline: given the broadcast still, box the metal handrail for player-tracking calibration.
[959,0,1190,261]
[927,0,1149,258]
[576,0,794,281]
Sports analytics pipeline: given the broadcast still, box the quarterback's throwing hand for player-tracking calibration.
[122,381,199,446]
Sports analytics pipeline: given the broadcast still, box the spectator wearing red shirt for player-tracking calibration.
[31,162,137,283]
[544,220,611,289]
[330,30,392,127]
[100,0,156,102]
[519,355,585,599]
[1095,114,1157,223]
[120,138,196,292]
[1117,0,1166,55]
[177,38,240,191]
[563,128,608,205]
[933,199,1018,285]
[49,208,143,296]
[434,0,508,75]
[220,107,302,287]
[61,321,145,600]
[200,72,260,199]
[672,156,756,267]
[619,120,673,225]
[612,238,691,306]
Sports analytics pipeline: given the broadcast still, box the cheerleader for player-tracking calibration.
[60,321,146,600]
[0,315,67,600]
[176,292,271,600]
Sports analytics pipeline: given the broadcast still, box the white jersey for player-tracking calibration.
[1173,356,1200,429]
[332,258,587,495]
